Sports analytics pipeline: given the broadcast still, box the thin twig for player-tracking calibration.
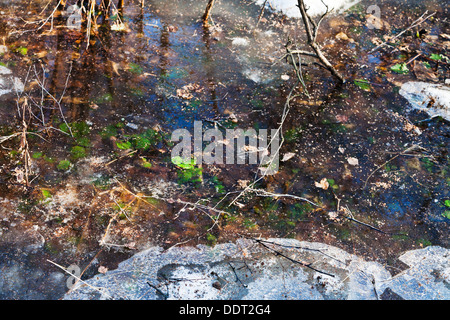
[369,11,436,53]
[250,237,335,277]
[256,0,269,27]
[47,259,113,299]
[363,144,425,189]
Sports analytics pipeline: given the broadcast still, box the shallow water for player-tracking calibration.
[0,0,448,299]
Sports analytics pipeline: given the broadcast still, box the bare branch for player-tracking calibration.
[296,0,345,83]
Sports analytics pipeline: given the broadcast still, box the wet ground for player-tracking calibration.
[0,0,448,299]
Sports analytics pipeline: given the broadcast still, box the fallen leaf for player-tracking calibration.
[347,157,359,166]
[315,178,329,190]
[391,63,409,74]
[328,211,339,221]
[281,152,296,162]
[110,61,120,75]
[98,266,108,274]
[237,180,249,188]
[335,32,349,41]
[35,50,48,59]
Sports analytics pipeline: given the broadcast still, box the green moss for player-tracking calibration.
[60,121,91,147]
[206,233,217,245]
[9,150,19,158]
[289,203,313,221]
[57,160,72,171]
[284,127,302,143]
[53,216,63,224]
[92,175,112,190]
[70,146,87,160]
[94,93,113,104]
[392,232,409,241]
[188,99,202,110]
[177,166,203,185]
[114,128,162,151]
[67,236,82,246]
[100,124,119,139]
[243,219,257,230]
[32,152,43,159]
[137,157,152,169]
[250,99,264,109]
[384,163,398,172]
[44,241,59,254]
[129,62,143,75]
[210,176,225,193]
[417,238,432,247]
[339,228,351,240]
[17,199,37,215]
[421,157,434,173]
[43,155,55,163]
[146,197,160,206]
[41,189,52,200]
[16,46,28,55]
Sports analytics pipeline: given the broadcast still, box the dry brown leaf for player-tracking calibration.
[315,178,329,190]
[237,179,250,188]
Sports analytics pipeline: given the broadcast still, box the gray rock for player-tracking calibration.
[63,239,449,300]
[377,246,450,300]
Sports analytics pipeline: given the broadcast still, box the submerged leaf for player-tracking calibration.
[429,53,443,61]
[354,79,371,91]
[347,157,359,166]
[391,63,409,74]
[116,140,132,150]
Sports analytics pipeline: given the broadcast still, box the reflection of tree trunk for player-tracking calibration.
[202,0,215,24]
[137,5,144,36]
[103,0,112,17]
[158,25,170,78]
[201,24,219,112]
[57,0,66,10]
[100,19,117,114]
[68,43,97,121]
[47,11,66,124]
[118,0,124,12]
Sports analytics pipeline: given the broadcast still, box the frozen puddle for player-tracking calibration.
[400,82,450,121]
[254,0,362,18]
